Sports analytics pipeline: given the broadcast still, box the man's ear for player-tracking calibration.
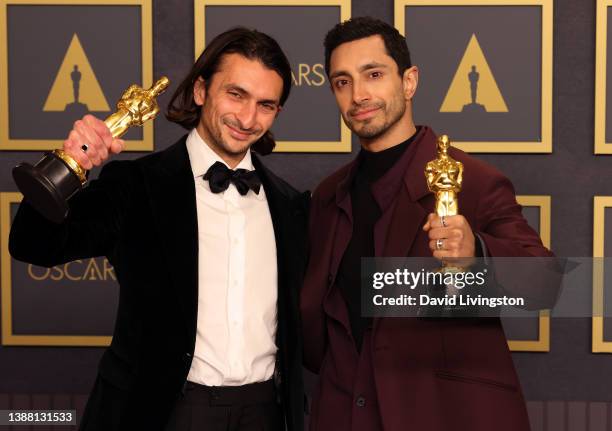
[402,66,419,101]
[193,76,206,106]
[275,105,283,118]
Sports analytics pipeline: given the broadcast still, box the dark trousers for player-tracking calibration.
[164,379,283,431]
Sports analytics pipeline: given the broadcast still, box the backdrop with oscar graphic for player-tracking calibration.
[0,0,611,429]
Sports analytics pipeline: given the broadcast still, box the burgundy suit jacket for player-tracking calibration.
[301,126,555,431]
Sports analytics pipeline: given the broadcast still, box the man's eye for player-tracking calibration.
[371,71,382,78]
[261,104,276,112]
[335,79,349,88]
[229,91,241,98]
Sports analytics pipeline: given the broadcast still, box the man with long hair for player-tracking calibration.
[10,28,308,431]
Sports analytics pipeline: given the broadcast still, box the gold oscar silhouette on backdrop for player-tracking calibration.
[439,34,508,114]
[65,64,88,114]
[43,33,110,114]
[12,77,170,223]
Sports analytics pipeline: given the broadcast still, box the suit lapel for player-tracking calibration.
[252,154,291,273]
[252,154,306,358]
[253,157,311,427]
[379,185,428,258]
[372,127,438,335]
[143,136,199,347]
[330,159,359,280]
[379,127,438,257]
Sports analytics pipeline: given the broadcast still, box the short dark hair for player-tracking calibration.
[166,27,292,155]
[324,16,412,78]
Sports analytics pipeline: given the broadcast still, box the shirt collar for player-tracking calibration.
[335,125,430,213]
[186,128,254,179]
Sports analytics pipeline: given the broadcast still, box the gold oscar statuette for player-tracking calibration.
[425,134,463,218]
[421,135,467,316]
[425,134,464,274]
[12,77,170,223]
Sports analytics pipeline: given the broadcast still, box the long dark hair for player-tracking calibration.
[166,27,292,155]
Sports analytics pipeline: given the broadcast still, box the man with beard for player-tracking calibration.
[300,17,554,431]
[10,28,308,431]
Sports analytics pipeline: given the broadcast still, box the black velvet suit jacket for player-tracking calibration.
[9,135,309,431]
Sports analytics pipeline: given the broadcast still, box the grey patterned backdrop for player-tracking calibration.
[0,1,611,430]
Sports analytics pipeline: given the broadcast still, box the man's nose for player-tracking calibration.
[236,102,257,130]
[352,80,371,104]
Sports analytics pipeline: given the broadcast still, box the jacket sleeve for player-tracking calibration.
[9,160,133,268]
[300,190,328,374]
[474,173,561,309]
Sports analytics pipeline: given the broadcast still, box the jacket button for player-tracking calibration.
[355,396,366,407]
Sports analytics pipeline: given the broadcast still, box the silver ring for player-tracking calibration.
[441,216,447,227]
[81,144,88,152]
[436,238,444,250]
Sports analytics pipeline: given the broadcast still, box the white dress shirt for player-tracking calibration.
[185,128,278,386]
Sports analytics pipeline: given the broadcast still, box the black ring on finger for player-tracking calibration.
[81,144,88,152]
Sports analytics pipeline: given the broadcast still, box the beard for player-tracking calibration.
[344,93,406,139]
[203,109,263,156]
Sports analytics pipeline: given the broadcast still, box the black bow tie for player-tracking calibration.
[203,161,261,196]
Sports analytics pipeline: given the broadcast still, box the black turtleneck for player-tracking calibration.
[336,128,420,352]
